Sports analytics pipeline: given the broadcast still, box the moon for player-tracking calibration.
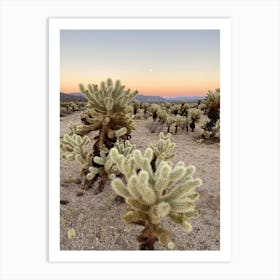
[148,68,153,73]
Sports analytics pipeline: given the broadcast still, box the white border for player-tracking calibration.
[49,18,231,262]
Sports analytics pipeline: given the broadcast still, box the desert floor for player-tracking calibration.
[60,111,220,250]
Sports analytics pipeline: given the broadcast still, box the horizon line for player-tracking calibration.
[60,91,208,97]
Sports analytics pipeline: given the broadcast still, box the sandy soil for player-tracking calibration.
[60,111,220,250]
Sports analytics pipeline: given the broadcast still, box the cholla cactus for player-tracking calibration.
[109,135,202,250]
[189,108,202,132]
[87,140,136,182]
[198,88,220,141]
[156,109,168,124]
[149,132,176,166]
[60,134,93,185]
[141,102,150,115]
[132,100,141,115]
[205,88,220,117]
[198,103,206,112]
[179,101,189,117]
[170,104,181,115]
[78,78,137,147]
[61,78,138,190]
[174,115,186,134]
[148,104,161,121]
[205,88,220,130]
[165,116,175,133]
[200,118,220,141]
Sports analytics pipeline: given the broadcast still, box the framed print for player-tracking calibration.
[1,0,279,279]
[49,18,231,262]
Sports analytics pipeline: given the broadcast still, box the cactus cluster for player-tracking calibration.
[109,133,202,249]
[145,101,202,134]
[60,101,85,117]
[60,80,207,250]
[61,78,138,190]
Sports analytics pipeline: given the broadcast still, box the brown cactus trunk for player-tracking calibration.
[137,225,158,250]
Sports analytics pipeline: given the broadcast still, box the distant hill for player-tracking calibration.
[134,95,167,103]
[60,92,87,102]
[165,96,205,103]
[60,92,205,104]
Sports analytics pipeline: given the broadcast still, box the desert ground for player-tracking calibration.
[60,110,220,250]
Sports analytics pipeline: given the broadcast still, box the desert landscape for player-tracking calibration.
[60,100,220,250]
[59,30,220,251]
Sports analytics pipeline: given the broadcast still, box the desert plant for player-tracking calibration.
[179,101,189,117]
[142,102,150,115]
[86,140,136,192]
[148,104,161,121]
[109,133,202,250]
[149,132,176,167]
[205,88,220,123]
[198,88,220,141]
[132,100,140,115]
[165,116,175,133]
[200,118,220,141]
[60,134,93,186]
[189,108,202,132]
[198,103,206,112]
[174,115,186,134]
[202,88,220,138]
[156,109,168,124]
[61,78,138,190]
[170,104,181,115]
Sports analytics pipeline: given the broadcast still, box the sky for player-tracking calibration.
[60,30,219,97]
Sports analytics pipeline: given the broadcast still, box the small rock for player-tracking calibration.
[60,199,69,205]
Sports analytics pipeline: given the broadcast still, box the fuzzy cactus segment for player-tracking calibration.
[109,133,202,249]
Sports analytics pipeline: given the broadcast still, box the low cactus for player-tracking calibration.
[60,134,93,186]
[109,134,202,250]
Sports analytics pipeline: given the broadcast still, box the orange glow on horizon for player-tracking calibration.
[60,81,219,97]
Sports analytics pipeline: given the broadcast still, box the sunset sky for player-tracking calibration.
[60,30,219,97]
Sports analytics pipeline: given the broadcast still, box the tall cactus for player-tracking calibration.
[109,134,202,250]
[61,78,138,190]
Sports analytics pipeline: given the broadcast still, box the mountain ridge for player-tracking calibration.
[60,92,205,103]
